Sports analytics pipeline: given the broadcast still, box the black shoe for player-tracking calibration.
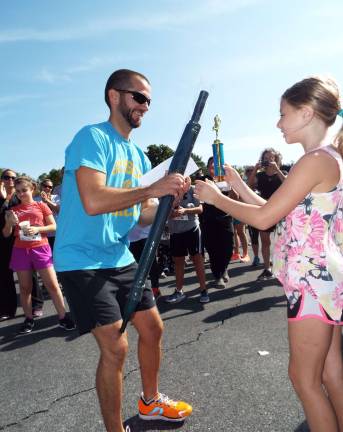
[19,318,35,334]
[257,268,274,281]
[199,290,210,303]
[59,314,76,331]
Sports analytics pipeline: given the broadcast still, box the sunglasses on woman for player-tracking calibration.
[2,175,16,180]
[114,89,151,106]
[42,184,53,189]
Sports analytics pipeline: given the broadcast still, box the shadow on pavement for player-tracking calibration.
[0,314,78,351]
[158,271,284,321]
[125,415,185,431]
[204,294,286,324]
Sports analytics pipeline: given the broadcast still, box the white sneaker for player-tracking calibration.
[215,278,226,289]
[223,271,230,283]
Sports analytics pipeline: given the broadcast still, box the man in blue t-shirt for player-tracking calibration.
[54,69,192,432]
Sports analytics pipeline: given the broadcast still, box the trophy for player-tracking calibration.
[212,114,225,182]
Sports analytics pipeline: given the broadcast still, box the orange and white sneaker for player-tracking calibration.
[240,254,251,263]
[231,252,241,261]
[138,393,192,422]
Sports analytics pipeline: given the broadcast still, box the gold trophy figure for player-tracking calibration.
[212,115,225,182]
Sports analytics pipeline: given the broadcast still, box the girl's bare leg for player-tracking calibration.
[37,267,66,318]
[322,326,343,431]
[288,319,339,432]
[17,271,33,319]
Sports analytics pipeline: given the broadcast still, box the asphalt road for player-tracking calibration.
[0,256,314,432]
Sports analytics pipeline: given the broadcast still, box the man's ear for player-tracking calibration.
[108,89,120,108]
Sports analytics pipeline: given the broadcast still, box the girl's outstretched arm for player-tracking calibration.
[223,164,266,206]
[194,150,339,230]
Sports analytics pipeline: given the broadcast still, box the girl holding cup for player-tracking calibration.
[2,176,75,334]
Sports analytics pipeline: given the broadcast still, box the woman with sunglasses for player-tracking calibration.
[35,179,60,250]
[0,169,19,320]
[2,176,75,334]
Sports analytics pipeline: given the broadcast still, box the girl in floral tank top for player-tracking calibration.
[273,146,343,324]
[194,76,343,431]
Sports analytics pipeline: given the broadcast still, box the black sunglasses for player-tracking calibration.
[42,184,53,189]
[114,89,151,106]
[2,175,16,180]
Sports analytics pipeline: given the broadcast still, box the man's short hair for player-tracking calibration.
[104,69,150,109]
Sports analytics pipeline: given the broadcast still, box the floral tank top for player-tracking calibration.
[272,146,343,322]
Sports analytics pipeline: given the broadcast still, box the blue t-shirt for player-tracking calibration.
[54,121,151,271]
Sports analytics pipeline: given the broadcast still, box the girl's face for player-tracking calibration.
[15,182,34,203]
[277,99,309,144]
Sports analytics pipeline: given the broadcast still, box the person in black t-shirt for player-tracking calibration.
[200,157,234,288]
[248,148,287,280]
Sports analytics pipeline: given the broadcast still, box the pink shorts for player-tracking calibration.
[10,245,53,271]
[287,288,343,326]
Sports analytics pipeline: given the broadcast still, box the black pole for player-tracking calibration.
[120,90,209,333]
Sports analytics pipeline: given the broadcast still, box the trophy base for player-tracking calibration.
[215,180,229,191]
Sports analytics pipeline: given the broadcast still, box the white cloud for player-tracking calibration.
[0,94,42,107]
[198,35,343,84]
[0,28,81,43]
[36,55,133,83]
[311,3,343,18]
[36,68,71,84]
[0,0,265,43]
[66,55,128,74]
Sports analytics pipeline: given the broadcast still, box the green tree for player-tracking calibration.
[191,152,206,172]
[38,168,63,186]
[145,144,206,172]
[145,144,174,168]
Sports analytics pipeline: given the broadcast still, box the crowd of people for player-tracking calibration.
[0,148,288,323]
[1,69,342,432]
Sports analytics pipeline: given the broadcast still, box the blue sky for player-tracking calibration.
[2,0,343,178]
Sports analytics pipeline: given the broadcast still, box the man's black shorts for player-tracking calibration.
[170,226,202,257]
[58,263,155,335]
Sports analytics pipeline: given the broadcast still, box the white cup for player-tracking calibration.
[19,220,30,234]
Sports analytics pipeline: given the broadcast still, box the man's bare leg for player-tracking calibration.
[131,307,163,400]
[92,321,128,432]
